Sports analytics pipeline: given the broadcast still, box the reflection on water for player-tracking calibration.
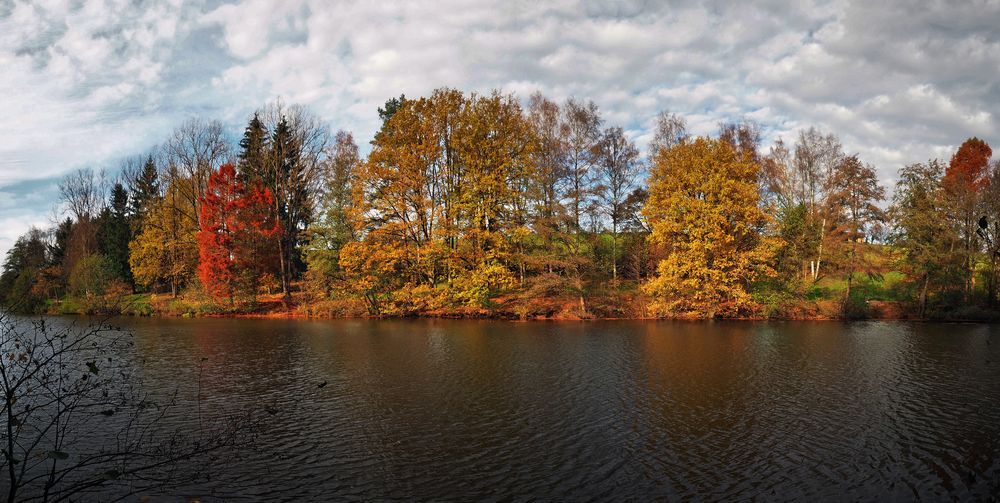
[90,319,1000,500]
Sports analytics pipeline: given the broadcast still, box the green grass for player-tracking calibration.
[806,271,907,301]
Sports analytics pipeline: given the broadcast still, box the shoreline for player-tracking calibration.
[49,310,992,323]
[33,293,1000,322]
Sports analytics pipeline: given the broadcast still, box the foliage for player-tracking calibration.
[0,228,49,308]
[453,261,518,307]
[941,137,993,297]
[338,240,407,315]
[825,155,887,310]
[890,160,961,314]
[196,164,280,302]
[303,130,359,297]
[96,183,133,287]
[68,254,118,298]
[642,137,776,318]
[129,180,199,296]
[8,92,1000,320]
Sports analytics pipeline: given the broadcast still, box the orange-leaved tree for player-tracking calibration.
[197,163,280,302]
[642,136,776,318]
[942,137,992,296]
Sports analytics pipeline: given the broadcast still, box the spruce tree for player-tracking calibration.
[238,112,269,183]
[268,117,310,298]
[97,183,134,287]
[128,155,160,230]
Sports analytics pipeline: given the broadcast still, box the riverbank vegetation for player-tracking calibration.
[1,90,997,320]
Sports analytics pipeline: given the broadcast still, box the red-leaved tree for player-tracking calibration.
[197,164,280,302]
[943,137,993,296]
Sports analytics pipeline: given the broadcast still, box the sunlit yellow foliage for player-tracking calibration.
[338,240,408,314]
[453,261,518,307]
[129,183,198,295]
[345,88,535,306]
[642,137,776,317]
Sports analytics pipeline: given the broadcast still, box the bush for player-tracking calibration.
[68,254,119,298]
[4,268,44,313]
[452,262,517,307]
[390,283,451,315]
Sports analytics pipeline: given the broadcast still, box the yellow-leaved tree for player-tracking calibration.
[642,137,775,318]
[129,181,199,297]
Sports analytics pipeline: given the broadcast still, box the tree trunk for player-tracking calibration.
[611,225,618,284]
[813,217,826,281]
[278,239,290,300]
[843,271,852,318]
[989,255,998,308]
[843,238,857,318]
[919,273,929,319]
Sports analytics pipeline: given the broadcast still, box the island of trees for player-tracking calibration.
[1,89,997,320]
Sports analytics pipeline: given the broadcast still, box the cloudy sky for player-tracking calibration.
[1,0,998,258]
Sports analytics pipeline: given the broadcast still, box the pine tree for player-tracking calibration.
[97,183,133,287]
[128,155,160,230]
[377,94,406,131]
[238,113,269,182]
[268,117,311,298]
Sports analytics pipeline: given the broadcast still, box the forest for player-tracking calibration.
[0,89,996,320]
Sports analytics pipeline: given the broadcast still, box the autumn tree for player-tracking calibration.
[648,110,688,159]
[718,119,762,163]
[793,128,844,280]
[890,160,960,316]
[595,126,642,282]
[561,98,602,234]
[196,164,279,302]
[942,137,992,297]
[58,168,106,278]
[304,130,360,296]
[976,159,1000,306]
[643,137,775,318]
[527,92,567,230]
[0,228,49,311]
[344,90,533,309]
[825,155,886,312]
[246,102,330,299]
[129,180,198,296]
[162,118,230,230]
[525,93,584,282]
[350,96,443,288]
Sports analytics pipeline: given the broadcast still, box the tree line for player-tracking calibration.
[1,89,996,319]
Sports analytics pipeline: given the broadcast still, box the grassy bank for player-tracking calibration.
[33,272,1000,322]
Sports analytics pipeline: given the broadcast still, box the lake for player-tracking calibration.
[47,318,1000,500]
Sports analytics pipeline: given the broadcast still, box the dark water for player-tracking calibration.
[84,319,1000,500]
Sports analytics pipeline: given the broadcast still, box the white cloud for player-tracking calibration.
[1,0,999,259]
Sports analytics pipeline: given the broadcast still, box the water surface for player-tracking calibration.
[86,319,1000,500]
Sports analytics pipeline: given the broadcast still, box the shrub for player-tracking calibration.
[68,254,119,298]
[452,262,518,307]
